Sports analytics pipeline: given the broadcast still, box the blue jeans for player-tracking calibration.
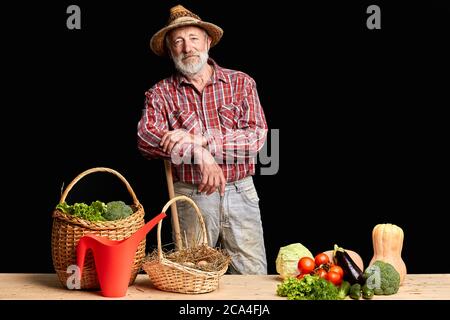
[173,176,267,274]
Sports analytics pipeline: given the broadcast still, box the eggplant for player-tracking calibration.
[333,244,365,285]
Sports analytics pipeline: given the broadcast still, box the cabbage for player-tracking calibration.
[276,243,314,279]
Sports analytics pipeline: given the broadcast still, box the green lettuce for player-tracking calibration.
[276,243,313,279]
[56,201,107,221]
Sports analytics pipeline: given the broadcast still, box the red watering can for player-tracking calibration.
[77,212,166,297]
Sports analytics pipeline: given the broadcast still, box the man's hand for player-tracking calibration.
[194,147,225,196]
[160,129,206,154]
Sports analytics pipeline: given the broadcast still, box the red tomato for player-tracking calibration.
[329,265,344,278]
[314,253,330,266]
[326,271,342,285]
[297,257,315,274]
[316,268,328,279]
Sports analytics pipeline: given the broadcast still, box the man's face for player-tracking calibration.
[167,26,211,76]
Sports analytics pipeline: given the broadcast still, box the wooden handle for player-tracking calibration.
[59,167,139,206]
[164,160,182,250]
[157,195,208,260]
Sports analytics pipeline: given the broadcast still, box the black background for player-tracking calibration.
[2,0,449,280]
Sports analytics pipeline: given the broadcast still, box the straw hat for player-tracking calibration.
[150,5,223,56]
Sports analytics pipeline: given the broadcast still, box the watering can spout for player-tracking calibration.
[76,212,166,297]
[126,212,166,249]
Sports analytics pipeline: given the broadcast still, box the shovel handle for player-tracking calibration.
[164,160,182,250]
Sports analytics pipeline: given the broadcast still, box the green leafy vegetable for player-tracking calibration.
[56,200,133,221]
[103,201,133,221]
[277,275,339,300]
[91,201,108,215]
[55,202,71,214]
[276,243,313,279]
[56,201,107,221]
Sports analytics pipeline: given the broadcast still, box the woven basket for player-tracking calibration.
[143,195,229,294]
[51,167,146,290]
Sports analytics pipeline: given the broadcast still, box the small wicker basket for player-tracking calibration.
[51,167,146,289]
[143,195,229,294]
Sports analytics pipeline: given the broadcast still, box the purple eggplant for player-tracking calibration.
[333,244,365,285]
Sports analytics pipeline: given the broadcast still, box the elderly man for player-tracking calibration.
[137,5,268,274]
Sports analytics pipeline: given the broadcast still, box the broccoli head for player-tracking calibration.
[103,201,133,221]
[364,260,400,295]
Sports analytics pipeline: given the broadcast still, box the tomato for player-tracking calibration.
[329,265,344,278]
[297,257,315,274]
[314,253,330,266]
[316,268,328,279]
[326,271,342,286]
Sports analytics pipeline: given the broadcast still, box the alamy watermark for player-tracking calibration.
[66,264,81,289]
[66,5,381,31]
[365,264,381,290]
[66,5,81,30]
[169,128,279,175]
[367,5,381,30]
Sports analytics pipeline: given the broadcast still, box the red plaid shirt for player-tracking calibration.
[137,59,267,184]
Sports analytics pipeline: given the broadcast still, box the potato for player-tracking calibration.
[324,249,364,271]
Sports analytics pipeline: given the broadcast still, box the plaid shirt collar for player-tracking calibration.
[174,58,228,88]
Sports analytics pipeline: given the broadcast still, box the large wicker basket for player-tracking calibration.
[51,167,146,290]
[143,195,229,294]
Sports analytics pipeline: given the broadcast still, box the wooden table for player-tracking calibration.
[1,273,449,300]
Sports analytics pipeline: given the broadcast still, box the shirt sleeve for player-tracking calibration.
[204,78,268,163]
[137,89,194,162]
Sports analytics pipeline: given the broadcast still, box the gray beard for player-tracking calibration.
[173,51,209,77]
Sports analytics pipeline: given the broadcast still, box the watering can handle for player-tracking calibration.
[164,160,182,250]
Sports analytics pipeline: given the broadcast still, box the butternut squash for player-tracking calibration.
[369,223,407,285]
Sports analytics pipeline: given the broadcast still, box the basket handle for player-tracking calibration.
[157,195,208,260]
[58,167,140,206]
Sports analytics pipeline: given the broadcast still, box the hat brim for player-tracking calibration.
[150,20,223,56]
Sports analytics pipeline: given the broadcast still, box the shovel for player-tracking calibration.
[164,160,182,250]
